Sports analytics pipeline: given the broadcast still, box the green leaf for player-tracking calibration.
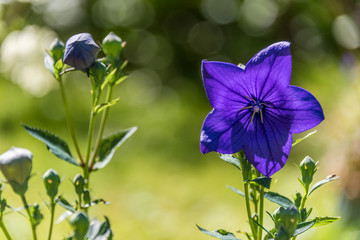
[250,218,274,238]
[101,68,117,90]
[55,210,73,224]
[88,216,113,240]
[247,177,271,189]
[219,154,240,170]
[94,97,120,114]
[293,220,315,236]
[56,196,75,213]
[84,199,110,208]
[93,127,137,170]
[197,225,241,240]
[44,53,55,77]
[115,73,129,85]
[308,175,339,196]
[312,216,340,227]
[292,130,317,146]
[264,192,294,208]
[266,211,276,224]
[22,124,79,166]
[226,185,253,201]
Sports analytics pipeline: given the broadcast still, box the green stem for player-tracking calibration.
[87,85,114,179]
[47,198,55,240]
[292,186,309,240]
[0,219,12,240]
[258,186,264,240]
[21,195,37,240]
[58,79,84,165]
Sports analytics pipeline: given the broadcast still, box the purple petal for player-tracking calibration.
[200,108,251,154]
[245,42,292,100]
[243,114,292,177]
[202,60,252,110]
[269,86,324,134]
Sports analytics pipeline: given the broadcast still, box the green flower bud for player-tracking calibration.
[31,203,43,227]
[0,147,32,195]
[275,227,290,240]
[300,156,317,186]
[49,38,65,63]
[102,32,123,59]
[90,61,107,86]
[273,207,285,230]
[73,174,85,196]
[83,190,91,205]
[43,169,61,199]
[70,211,90,240]
[294,192,302,209]
[278,206,301,238]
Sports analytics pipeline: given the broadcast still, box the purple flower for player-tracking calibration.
[200,42,324,177]
[63,33,100,71]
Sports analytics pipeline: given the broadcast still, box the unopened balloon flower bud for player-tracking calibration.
[278,205,301,237]
[102,32,123,60]
[43,169,61,198]
[300,156,317,186]
[0,147,32,195]
[70,211,90,240]
[73,174,85,196]
[49,38,65,63]
[63,33,100,71]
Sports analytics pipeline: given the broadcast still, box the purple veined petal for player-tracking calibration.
[202,60,252,110]
[243,113,292,177]
[245,42,292,100]
[200,108,252,154]
[269,86,324,134]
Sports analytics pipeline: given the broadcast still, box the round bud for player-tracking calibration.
[43,169,61,198]
[49,38,65,63]
[63,33,100,71]
[0,147,32,195]
[102,32,123,59]
[90,60,107,86]
[70,211,90,240]
[73,174,85,196]
[300,156,317,186]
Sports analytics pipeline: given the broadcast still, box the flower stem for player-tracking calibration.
[292,185,309,240]
[0,220,12,240]
[257,186,264,240]
[87,84,114,179]
[58,79,84,165]
[20,195,37,240]
[47,198,55,240]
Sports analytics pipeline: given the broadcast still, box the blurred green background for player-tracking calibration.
[0,0,360,239]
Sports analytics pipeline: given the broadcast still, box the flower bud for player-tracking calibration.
[63,33,100,71]
[0,147,32,195]
[43,169,61,199]
[102,32,123,59]
[273,206,285,230]
[31,203,43,227]
[90,60,107,86]
[277,206,301,238]
[294,192,302,209]
[83,190,91,205]
[73,174,85,196]
[49,38,65,63]
[299,156,317,186]
[70,211,90,240]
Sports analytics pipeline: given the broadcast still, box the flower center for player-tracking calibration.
[238,98,268,124]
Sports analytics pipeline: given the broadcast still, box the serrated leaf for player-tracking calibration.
[219,154,240,170]
[308,176,339,196]
[292,130,317,146]
[248,177,271,189]
[44,53,55,77]
[94,97,120,114]
[197,225,241,240]
[56,196,75,213]
[293,220,315,236]
[226,185,253,201]
[22,124,79,166]
[264,192,294,208]
[93,127,137,170]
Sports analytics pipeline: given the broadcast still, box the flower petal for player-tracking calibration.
[200,108,251,154]
[202,60,251,110]
[269,86,324,134]
[245,42,292,100]
[243,115,292,177]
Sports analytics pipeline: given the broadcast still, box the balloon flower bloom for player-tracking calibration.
[200,42,324,177]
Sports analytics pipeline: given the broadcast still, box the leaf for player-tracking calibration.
[292,130,317,146]
[264,192,294,208]
[115,74,128,85]
[196,225,241,240]
[88,216,113,240]
[219,154,241,170]
[266,211,275,224]
[93,127,137,170]
[22,124,79,166]
[226,185,253,201]
[84,199,110,208]
[101,68,117,90]
[94,97,120,114]
[56,196,75,213]
[308,175,339,196]
[250,218,274,238]
[312,216,340,227]
[293,220,315,236]
[55,210,73,224]
[248,177,271,189]
[44,53,55,77]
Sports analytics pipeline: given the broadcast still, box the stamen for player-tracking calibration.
[250,111,256,124]
[243,95,255,101]
[260,109,263,124]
